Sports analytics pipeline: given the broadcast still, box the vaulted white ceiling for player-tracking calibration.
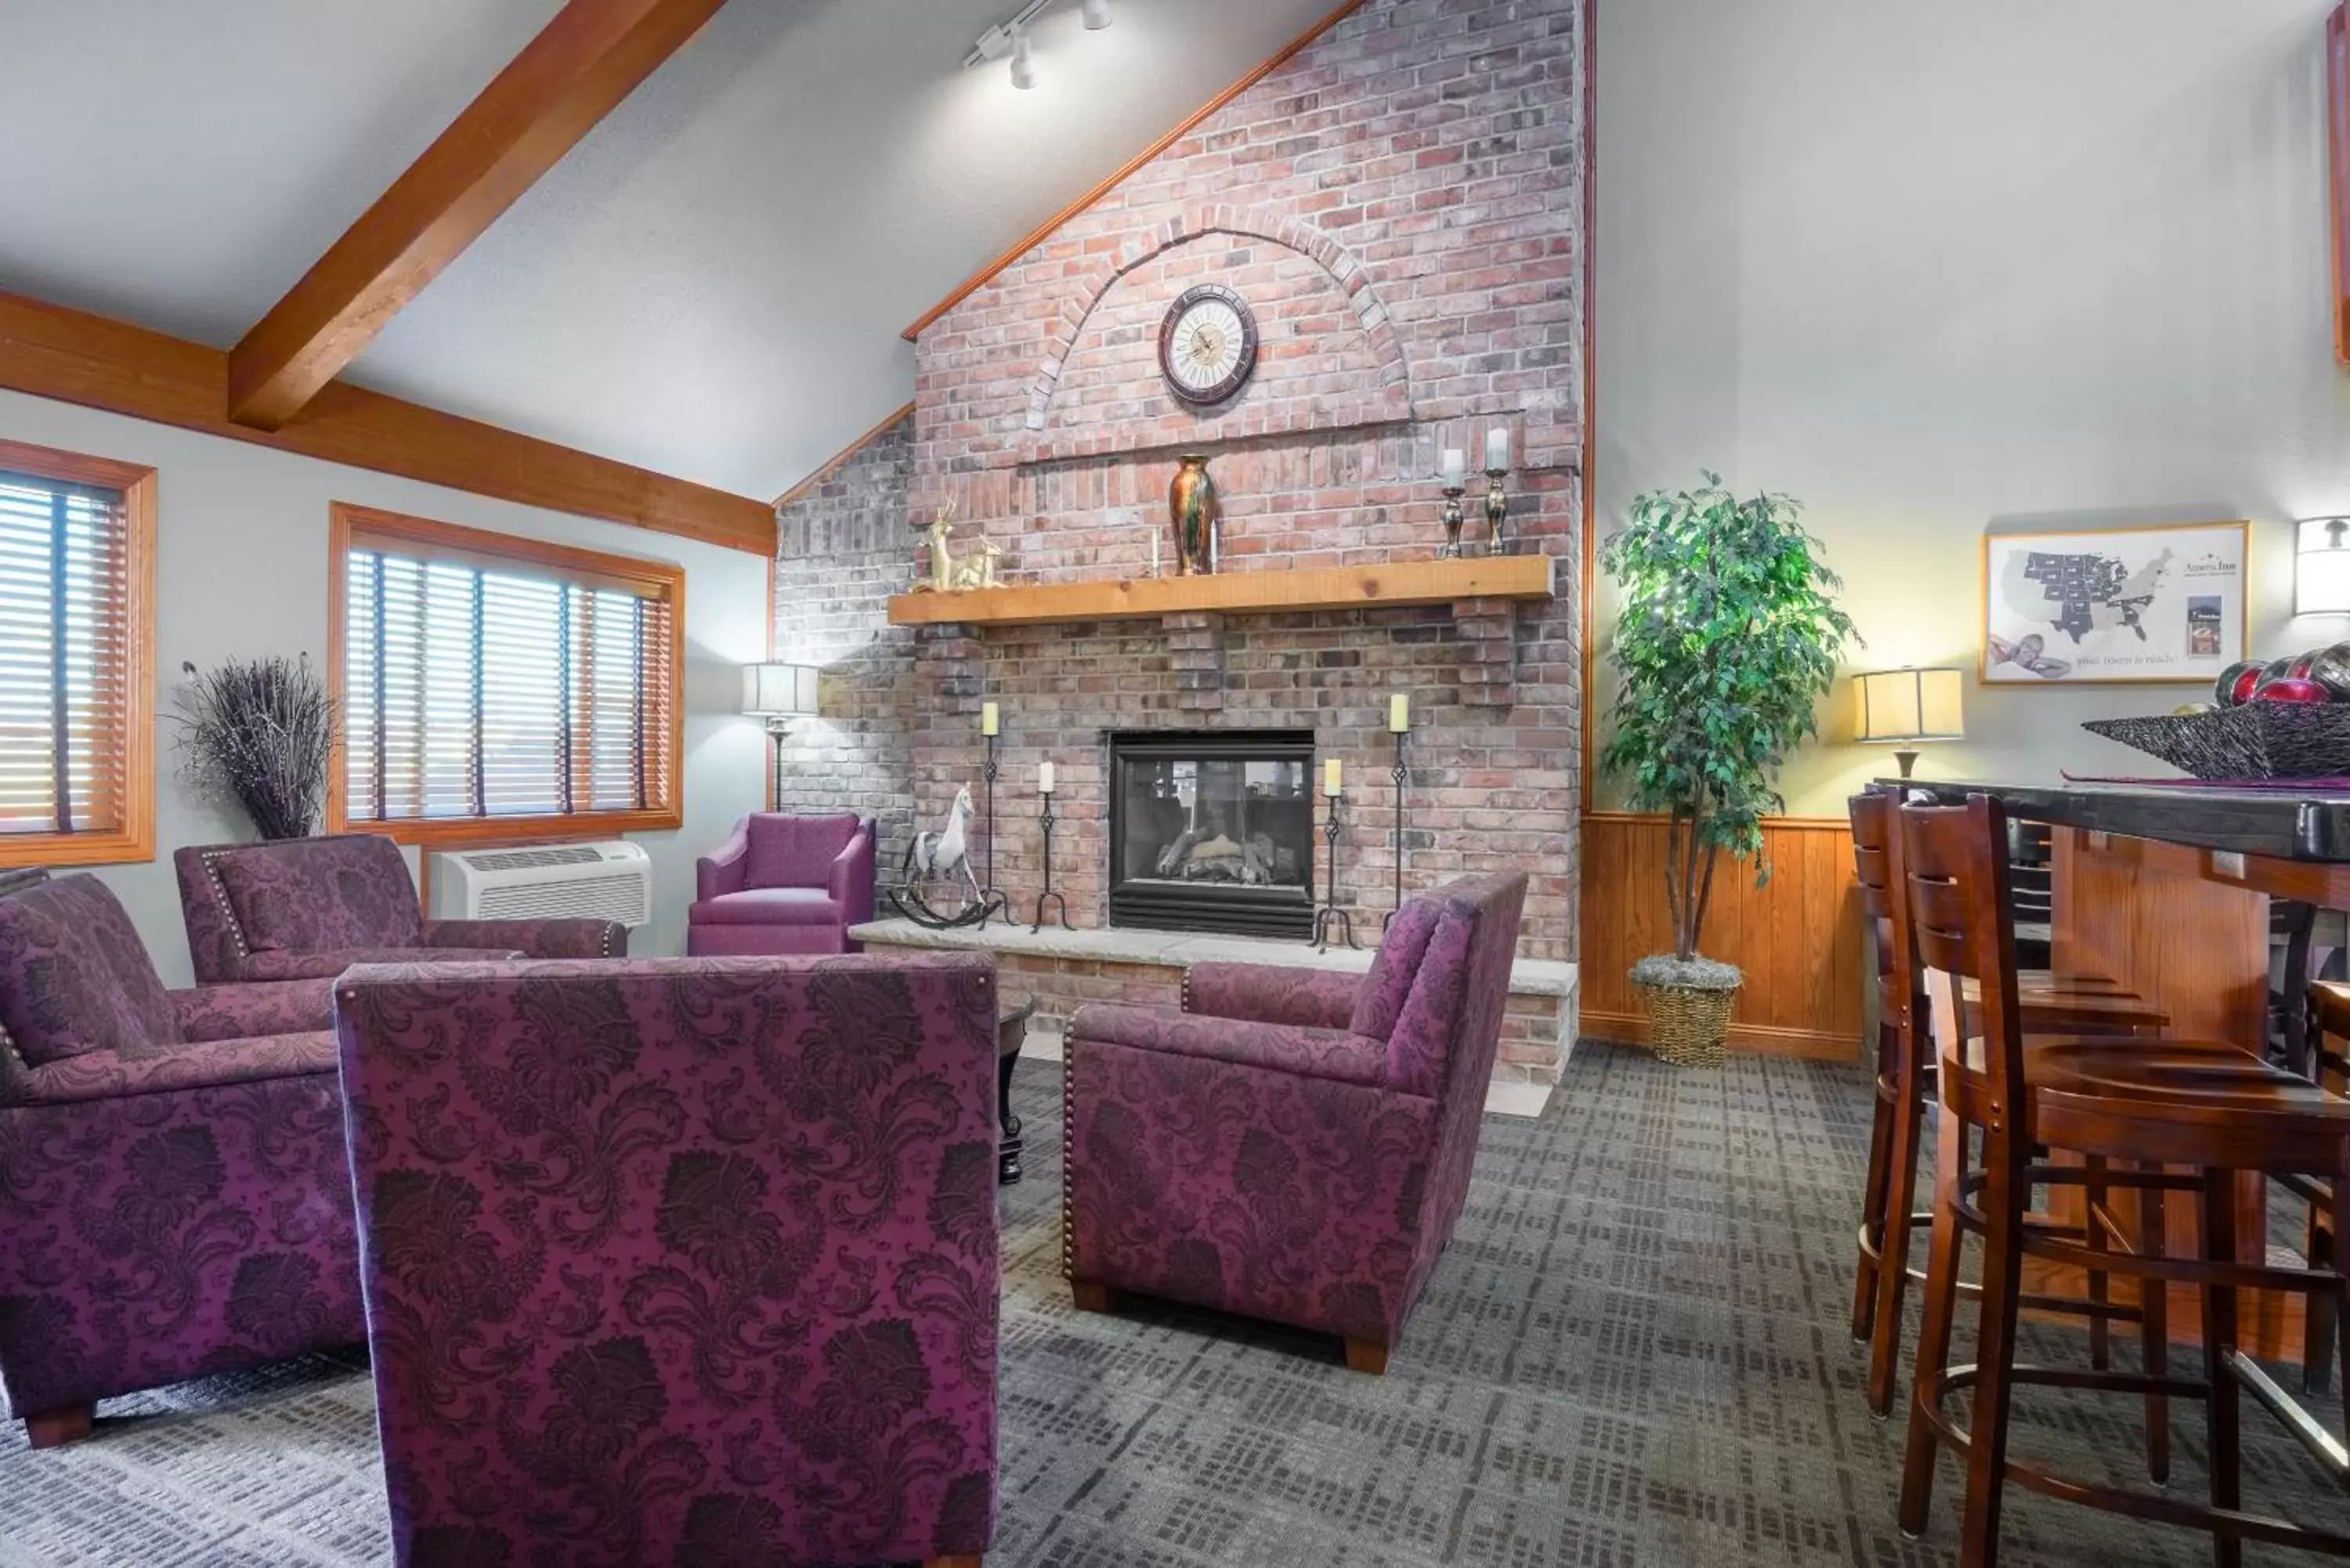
[0,0,1341,501]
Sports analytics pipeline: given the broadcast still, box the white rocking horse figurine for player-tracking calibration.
[906,783,981,898]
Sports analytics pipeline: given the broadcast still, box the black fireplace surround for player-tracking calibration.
[1107,730,1314,938]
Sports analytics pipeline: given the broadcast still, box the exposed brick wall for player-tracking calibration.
[770,412,916,872]
[774,0,1585,1068]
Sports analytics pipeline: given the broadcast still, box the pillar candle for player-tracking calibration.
[1323,757,1343,797]
[1485,426,1510,471]
[1039,761,1055,795]
[1151,529,1160,577]
[982,701,1000,737]
[1388,693,1409,733]
[1441,449,1466,490]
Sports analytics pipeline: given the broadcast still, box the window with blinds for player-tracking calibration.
[334,507,681,833]
[0,440,154,868]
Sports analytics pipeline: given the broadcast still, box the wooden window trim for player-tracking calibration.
[326,502,685,847]
[0,437,155,869]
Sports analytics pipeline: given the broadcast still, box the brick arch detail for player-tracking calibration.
[1024,204,1412,433]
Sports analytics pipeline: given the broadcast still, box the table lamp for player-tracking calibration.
[1856,667,1964,779]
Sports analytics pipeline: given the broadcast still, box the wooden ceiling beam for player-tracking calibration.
[2,290,776,555]
[226,0,728,431]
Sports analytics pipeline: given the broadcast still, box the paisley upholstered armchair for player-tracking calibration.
[0,874,364,1446]
[175,833,625,984]
[335,952,1002,1567]
[1062,870,1528,1374]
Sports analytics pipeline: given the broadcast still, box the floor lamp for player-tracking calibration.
[743,663,822,803]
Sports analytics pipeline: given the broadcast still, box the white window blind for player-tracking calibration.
[342,533,676,825]
[0,470,132,838]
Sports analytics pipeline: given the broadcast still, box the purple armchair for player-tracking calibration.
[334,952,1002,1568]
[175,833,627,985]
[688,812,876,956]
[1064,870,1528,1373]
[0,874,365,1446]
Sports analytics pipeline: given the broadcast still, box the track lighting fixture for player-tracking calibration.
[962,0,1111,86]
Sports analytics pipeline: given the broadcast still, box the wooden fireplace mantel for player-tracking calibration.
[884,555,1555,628]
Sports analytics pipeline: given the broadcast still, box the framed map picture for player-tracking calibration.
[1979,520,2248,685]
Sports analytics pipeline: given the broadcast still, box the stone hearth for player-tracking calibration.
[851,916,1578,1088]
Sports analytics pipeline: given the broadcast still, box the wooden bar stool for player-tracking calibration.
[2294,979,2350,1393]
[1896,793,2350,1567]
[1848,789,2171,1418]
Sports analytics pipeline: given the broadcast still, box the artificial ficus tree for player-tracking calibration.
[1601,473,1856,965]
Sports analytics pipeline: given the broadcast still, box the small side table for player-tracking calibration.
[996,996,1037,1184]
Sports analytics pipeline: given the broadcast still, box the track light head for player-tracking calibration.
[1009,27,1037,89]
[1082,0,1112,28]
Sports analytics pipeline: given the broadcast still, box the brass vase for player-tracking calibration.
[1168,454,1219,576]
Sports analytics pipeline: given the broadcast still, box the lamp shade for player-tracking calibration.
[1856,667,1965,743]
[2299,517,2350,616]
[743,663,820,717]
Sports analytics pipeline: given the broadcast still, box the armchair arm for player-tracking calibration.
[237,945,524,981]
[172,978,335,1042]
[699,822,751,901]
[829,822,877,927]
[1183,963,1361,1030]
[426,919,624,959]
[1067,1003,1386,1088]
[4,1031,338,1107]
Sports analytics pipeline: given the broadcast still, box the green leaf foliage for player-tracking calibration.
[1600,472,1856,959]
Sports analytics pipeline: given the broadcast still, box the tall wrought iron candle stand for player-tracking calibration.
[1313,791,1357,952]
[977,729,1010,927]
[1383,726,1409,931]
[1032,789,1070,934]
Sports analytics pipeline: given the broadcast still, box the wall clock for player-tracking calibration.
[1159,284,1259,406]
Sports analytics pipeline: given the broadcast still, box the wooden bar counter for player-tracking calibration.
[1904,779,2350,1360]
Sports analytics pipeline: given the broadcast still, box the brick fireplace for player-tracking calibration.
[772,0,1586,1081]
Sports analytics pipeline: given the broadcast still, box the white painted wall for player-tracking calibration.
[1596,0,2350,815]
[0,388,771,985]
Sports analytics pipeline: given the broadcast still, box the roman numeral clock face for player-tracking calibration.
[1158,284,1260,406]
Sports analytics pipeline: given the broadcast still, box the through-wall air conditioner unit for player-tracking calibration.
[430,842,653,928]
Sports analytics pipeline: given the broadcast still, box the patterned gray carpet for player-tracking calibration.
[5,1043,2348,1566]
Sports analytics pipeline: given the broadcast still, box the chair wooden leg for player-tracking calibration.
[1070,1281,1115,1314]
[1900,1104,1967,1537]
[2138,1168,2170,1487]
[924,1556,984,1568]
[1868,1076,1926,1418]
[2307,1187,2337,1396]
[1853,1038,1900,1342]
[1343,1338,1390,1375]
[2203,1172,2243,1568]
[1956,1129,2026,1568]
[2084,1154,2111,1371]
[23,1404,92,1449]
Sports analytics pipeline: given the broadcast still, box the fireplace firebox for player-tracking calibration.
[1107,731,1315,938]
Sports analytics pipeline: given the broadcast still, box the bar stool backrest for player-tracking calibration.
[1849,788,1927,1042]
[1898,793,2030,1121]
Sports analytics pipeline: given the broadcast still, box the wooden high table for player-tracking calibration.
[1904,778,2350,1359]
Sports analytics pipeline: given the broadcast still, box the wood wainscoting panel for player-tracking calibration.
[1578,813,1864,1060]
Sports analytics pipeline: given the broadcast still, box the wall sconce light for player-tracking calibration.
[2298,517,2350,616]
[1855,666,1965,779]
[743,663,820,807]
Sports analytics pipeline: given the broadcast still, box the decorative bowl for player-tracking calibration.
[2082,703,2350,780]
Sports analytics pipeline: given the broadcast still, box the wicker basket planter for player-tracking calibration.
[1629,955,1742,1068]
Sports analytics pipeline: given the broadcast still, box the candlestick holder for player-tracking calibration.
[1483,468,1510,555]
[1438,486,1466,559]
[1032,797,1071,933]
[977,732,1011,927]
[1313,793,1357,952]
[1383,728,1409,931]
